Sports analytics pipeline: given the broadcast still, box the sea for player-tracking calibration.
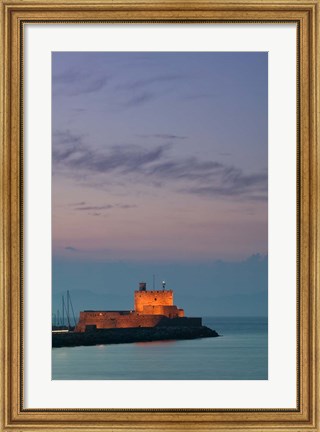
[52,316,268,380]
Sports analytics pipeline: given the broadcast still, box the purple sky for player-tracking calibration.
[52,52,267,263]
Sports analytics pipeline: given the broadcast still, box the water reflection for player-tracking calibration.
[134,340,177,347]
[52,317,267,380]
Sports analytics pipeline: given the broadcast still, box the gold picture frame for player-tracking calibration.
[0,0,319,430]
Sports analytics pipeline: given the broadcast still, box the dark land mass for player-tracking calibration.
[52,326,219,348]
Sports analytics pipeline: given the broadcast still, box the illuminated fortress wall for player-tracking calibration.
[75,311,164,332]
[134,290,173,312]
[75,286,185,332]
[134,290,184,317]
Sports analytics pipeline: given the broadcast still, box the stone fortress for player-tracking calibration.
[75,282,202,332]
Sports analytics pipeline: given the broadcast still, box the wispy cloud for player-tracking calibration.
[53,68,111,96]
[74,76,110,95]
[53,69,184,106]
[118,204,137,209]
[69,201,86,206]
[125,91,155,107]
[74,205,114,211]
[114,74,185,108]
[116,74,183,91]
[181,173,267,201]
[137,134,187,140]
[72,108,87,113]
[53,69,80,85]
[182,93,218,101]
[146,158,224,182]
[52,130,84,164]
[65,246,79,252]
[53,130,267,201]
[53,131,169,174]
[70,202,137,212]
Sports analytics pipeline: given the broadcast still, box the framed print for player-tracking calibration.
[0,0,319,431]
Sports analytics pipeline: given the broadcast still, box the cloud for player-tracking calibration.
[71,202,137,212]
[75,205,114,211]
[179,166,267,200]
[53,130,267,201]
[115,74,185,108]
[52,130,84,164]
[71,75,109,95]
[182,93,218,101]
[65,246,79,252]
[72,108,87,113]
[53,69,80,85]
[146,158,224,181]
[53,137,169,174]
[54,130,82,145]
[116,74,183,92]
[54,71,184,106]
[53,68,111,96]
[125,91,155,107]
[182,184,267,201]
[117,204,137,209]
[69,201,86,206]
[137,134,187,140]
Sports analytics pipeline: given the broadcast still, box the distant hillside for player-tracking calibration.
[52,289,267,323]
[176,291,267,317]
[52,290,130,324]
[52,254,268,322]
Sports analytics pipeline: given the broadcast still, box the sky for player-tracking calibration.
[52,52,268,315]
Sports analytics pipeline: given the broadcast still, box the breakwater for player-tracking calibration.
[52,325,219,348]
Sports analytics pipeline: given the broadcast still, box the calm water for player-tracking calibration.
[52,317,268,380]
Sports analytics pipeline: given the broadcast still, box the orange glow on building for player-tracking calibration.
[75,282,187,332]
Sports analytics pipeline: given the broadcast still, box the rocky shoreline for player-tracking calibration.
[52,325,219,348]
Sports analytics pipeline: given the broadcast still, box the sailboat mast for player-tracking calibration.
[66,290,71,330]
[62,295,65,327]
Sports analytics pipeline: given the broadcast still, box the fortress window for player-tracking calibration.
[154,298,157,301]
